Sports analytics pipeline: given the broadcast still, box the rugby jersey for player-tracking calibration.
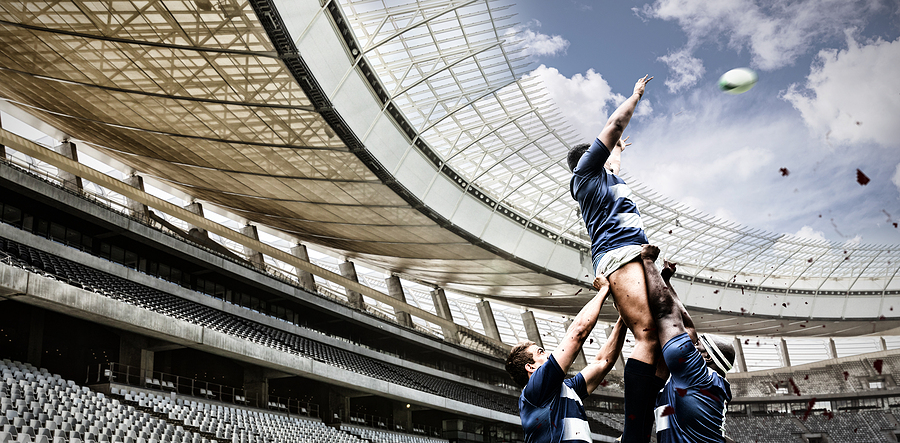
[655,333,732,443]
[570,138,648,268]
[520,354,592,443]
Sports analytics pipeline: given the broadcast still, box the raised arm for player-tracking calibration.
[597,75,651,153]
[583,316,627,394]
[641,244,691,347]
[552,276,612,374]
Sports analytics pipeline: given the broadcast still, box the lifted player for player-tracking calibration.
[567,75,660,443]
[506,274,627,443]
[640,244,735,443]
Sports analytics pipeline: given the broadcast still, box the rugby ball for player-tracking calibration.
[718,68,758,94]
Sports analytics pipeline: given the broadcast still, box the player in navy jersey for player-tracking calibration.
[567,75,661,443]
[639,244,735,443]
[505,273,627,443]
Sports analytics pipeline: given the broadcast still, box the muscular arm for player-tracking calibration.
[604,137,630,175]
[661,260,697,342]
[583,316,627,394]
[552,277,612,374]
[597,76,651,156]
[640,245,691,347]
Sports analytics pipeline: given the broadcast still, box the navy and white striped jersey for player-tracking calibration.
[655,333,732,443]
[570,138,648,268]
[520,354,592,443]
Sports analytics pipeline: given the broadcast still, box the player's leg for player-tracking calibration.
[608,260,658,364]
[607,260,659,443]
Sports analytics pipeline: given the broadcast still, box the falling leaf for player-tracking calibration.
[780,168,790,177]
[856,169,870,185]
[713,290,719,294]
[675,388,687,397]
[800,398,817,420]
[660,406,675,417]
[789,378,801,396]
[843,371,849,381]
[599,380,608,387]
[782,303,787,308]
[874,359,883,374]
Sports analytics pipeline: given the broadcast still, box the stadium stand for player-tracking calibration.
[0,237,518,416]
[0,358,393,443]
[339,424,447,443]
[723,414,805,443]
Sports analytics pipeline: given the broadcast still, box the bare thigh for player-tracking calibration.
[608,260,659,364]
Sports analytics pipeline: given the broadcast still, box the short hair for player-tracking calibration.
[506,341,536,388]
[566,143,590,173]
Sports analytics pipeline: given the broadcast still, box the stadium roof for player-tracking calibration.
[1,0,899,337]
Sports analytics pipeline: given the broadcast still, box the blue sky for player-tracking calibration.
[511,0,900,246]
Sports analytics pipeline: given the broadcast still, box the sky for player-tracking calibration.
[511,0,900,246]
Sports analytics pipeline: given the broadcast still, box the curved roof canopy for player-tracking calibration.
[0,0,898,336]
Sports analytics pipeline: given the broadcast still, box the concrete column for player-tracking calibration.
[119,332,154,385]
[778,337,791,367]
[239,224,266,269]
[431,287,459,344]
[828,338,839,359]
[0,113,6,158]
[27,308,44,367]
[122,174,150,222]
[290,244,317,292]
[476,300,501,341]
[243,367,269,409]
[564,318,588,371]
[52,140,82,191]
[338,260,365,309]
[385,275,413,327]
[183,201,208,237]
[733,337,748,373]
[521,310,544,349]
[430,288,454,322]
[392,401,411,432]
[604,324,626,370]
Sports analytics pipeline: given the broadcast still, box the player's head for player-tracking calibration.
[506,341,547,387]
[696,333,735,377]
[567,143,591,172]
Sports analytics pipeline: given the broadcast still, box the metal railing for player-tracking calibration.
[343,410,442,438]
[87,362,319,418]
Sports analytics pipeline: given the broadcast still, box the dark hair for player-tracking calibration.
[506,341,536,388]
[567,143,590,172]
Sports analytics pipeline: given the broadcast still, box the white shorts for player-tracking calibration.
[593,245,643,277]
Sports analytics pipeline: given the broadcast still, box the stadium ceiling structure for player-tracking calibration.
[0,0,898,337]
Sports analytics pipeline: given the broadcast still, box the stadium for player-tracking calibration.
[0,1,898,443]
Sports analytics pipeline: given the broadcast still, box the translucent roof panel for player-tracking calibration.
[338,0,900,293]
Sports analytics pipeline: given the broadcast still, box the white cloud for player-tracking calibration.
[635,0,884,88]
[525,65,653,140]
[658,49,706,93]
[507,21,569,57]
[793,226,827,242]
[782,35,900,148]
[893,163,900,194]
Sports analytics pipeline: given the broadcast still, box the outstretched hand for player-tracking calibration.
[633,75,653,98]
[615,136,631,151]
